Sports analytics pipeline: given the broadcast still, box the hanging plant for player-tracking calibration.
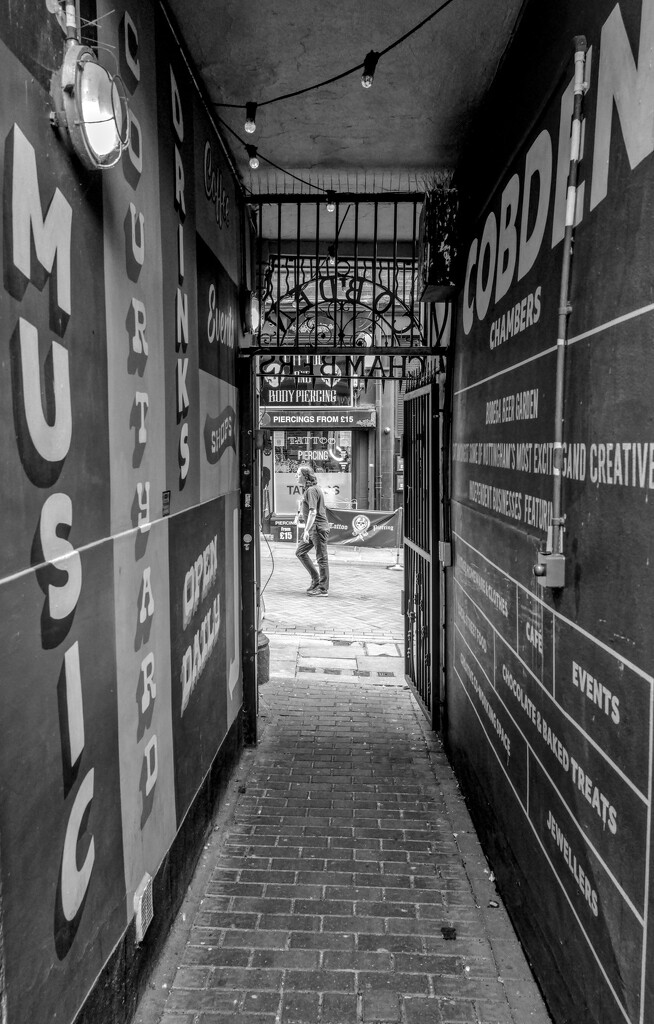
[417,170,459,302]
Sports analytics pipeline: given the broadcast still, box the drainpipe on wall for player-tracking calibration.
[375,380,383,509]
[0,842,5,1024]
[534,36,588,590]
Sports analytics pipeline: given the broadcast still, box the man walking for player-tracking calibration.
[295,465,330,596]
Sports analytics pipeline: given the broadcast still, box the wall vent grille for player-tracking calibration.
[134,872,154,943]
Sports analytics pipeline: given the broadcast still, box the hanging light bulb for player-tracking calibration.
[361,50,380,89]
[244,101,257,134]
[245,144,259,169]
[327,244,336,268]
[325,190,336,213]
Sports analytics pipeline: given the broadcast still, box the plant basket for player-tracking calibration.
[418,185,459,302]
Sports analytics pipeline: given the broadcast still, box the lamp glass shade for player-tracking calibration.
[53,44,129,169]
[79,57,123,161]
[250,295,261,332]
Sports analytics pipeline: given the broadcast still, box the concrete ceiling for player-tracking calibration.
[166,0,527,198]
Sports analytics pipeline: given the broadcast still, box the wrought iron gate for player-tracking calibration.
[403,381,440,728]
[246,194,446,356]
[239,193,451,737]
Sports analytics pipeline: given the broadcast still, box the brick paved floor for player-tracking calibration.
[135,628,552,1024]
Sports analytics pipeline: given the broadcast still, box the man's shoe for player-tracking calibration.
[309,587,329,596]
[306,582,320,594]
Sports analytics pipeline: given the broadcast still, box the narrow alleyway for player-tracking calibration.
[135,542,552,1024]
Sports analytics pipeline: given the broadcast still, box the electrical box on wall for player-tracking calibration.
[533,550,565,588]
[439,542,452,566]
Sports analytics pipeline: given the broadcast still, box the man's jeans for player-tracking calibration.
[295,526,330,591]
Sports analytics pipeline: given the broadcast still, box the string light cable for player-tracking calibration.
[215,0,460,118]
[217,115,330,194]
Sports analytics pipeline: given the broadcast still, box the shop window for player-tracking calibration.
[273,429,353,515]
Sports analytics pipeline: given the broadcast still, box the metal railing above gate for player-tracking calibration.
[247,194,446,362]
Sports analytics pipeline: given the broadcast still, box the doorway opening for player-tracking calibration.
[238,194,451,742]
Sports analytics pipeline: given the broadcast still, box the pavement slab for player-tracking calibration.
[261,541,404,640]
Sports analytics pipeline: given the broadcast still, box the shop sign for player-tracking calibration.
[260,407,376,429]
[327,508,402,548]
[259,352,429,383]
[260,355,350,406]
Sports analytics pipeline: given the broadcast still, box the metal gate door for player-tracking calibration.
[403,382,439,728]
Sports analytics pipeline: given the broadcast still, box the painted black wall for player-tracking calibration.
[0,2,247,1022]
[447,2,654,1023]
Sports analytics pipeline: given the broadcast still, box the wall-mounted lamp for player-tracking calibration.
[239,284,260,336]
[51,40,129,170]
[244,102,257,134]
[361,50,380,89]
[246,144,260,169]
[250,294,261,333]
[325,190,336,213]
